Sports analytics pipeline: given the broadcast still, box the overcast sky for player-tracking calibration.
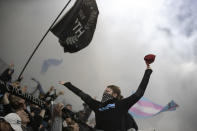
[0,0,197,130]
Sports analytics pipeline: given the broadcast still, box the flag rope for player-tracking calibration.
[18,0,72,79]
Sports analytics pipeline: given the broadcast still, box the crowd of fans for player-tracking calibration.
[0,64,95,131]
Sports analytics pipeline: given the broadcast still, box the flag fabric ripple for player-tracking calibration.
[129,97,179,118]
[40,58,63,74]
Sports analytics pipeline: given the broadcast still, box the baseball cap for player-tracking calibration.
[3,113,23,131]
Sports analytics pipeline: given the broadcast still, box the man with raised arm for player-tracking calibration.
[59,55,155,131]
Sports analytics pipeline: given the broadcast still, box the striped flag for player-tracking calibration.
[129,97,179,118]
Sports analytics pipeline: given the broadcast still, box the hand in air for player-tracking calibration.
[144,54,156,69]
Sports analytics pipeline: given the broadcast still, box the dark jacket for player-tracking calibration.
[0,68,14,82]
[63,69,152,131]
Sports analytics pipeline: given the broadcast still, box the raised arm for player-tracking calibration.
[59,81,99,110]
[118,60,153,110]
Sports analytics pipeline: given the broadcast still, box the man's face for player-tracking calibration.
[18,98,26,110]
[104,87,118,98]
[65,117,72,124]
[10,95,26,110]
[104,87,113,95]
[16,110,30,124]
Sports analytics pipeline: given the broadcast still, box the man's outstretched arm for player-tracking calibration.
[59,81,99,110]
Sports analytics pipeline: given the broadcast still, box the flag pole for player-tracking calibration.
[18,0,72,80]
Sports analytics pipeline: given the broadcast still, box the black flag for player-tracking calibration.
[51,0,99,53]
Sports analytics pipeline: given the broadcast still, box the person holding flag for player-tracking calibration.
[59,54,155,131]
